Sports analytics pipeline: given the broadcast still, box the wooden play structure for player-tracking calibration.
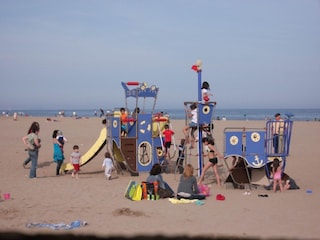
[105,81,175,175]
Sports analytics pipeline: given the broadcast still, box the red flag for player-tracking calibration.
[191,65,198,72]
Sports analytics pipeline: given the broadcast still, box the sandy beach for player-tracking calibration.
[0,116,319,239]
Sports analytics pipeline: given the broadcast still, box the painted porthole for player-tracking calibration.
[138,141,152,166]
[202,105,210,115]
[251,132,261,142]
[230,136,239,145]
[113,120,117,128]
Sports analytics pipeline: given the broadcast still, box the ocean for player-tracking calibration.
[2,108,320,121]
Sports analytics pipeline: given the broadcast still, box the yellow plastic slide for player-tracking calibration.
[61,128,106,172]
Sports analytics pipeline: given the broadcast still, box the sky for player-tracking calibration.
[1,0,320,111]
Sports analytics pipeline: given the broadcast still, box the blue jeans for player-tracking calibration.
[273,134,279,153]
[24,155,31,165]
[27,150,38,178]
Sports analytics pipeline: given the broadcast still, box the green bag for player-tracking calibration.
[124,180,137,200]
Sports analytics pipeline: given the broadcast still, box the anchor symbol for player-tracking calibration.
[252,154,264,167]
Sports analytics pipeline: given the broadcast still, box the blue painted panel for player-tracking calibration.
[127,121,137,138]
[225,131,243,156]
[137,114,153,171]
[244,131,266,168]
[111,117,120,146]
[153,137,164,165]
[245,154,268,168]
[198,103,214,125]
[245,131,265,155]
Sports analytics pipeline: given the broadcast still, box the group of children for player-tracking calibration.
[60,139,115,180]
[22,79,289,193]
[22,127,115,180]
[67,143,115,180]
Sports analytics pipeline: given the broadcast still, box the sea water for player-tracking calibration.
[2,108,320,121]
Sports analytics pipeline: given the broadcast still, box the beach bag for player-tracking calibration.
[141,181,159,200]
[158,187,174,199]
[124,180,137,200]
[198,184,210,196]
[132,184,142,201]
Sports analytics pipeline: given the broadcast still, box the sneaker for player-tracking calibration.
[23,162,27,169]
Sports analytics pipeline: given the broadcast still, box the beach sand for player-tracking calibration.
[0,116,319,239]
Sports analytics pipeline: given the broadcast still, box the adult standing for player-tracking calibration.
[198,137,223,187]
[52,130,64,175]
[22,122,41,178]
[272,113,284,154]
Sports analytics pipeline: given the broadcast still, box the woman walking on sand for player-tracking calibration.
[22,122,41,178]
[198,137,223,187]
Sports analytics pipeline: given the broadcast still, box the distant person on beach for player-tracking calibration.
[46,118,57,122]
[58,111,65,117]
[99,108,104,117]
[22,121,41,178]
[52,130,64,176]
[102,152,115,180]
[162,124,174,159]
[201,81,212,103]
[70,145,81,179]
[183,102,198,149]
[198,137,223,187]
[120,107,128,136]
[272,113,284,153]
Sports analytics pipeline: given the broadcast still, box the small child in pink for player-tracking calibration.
[272,158,284,192]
